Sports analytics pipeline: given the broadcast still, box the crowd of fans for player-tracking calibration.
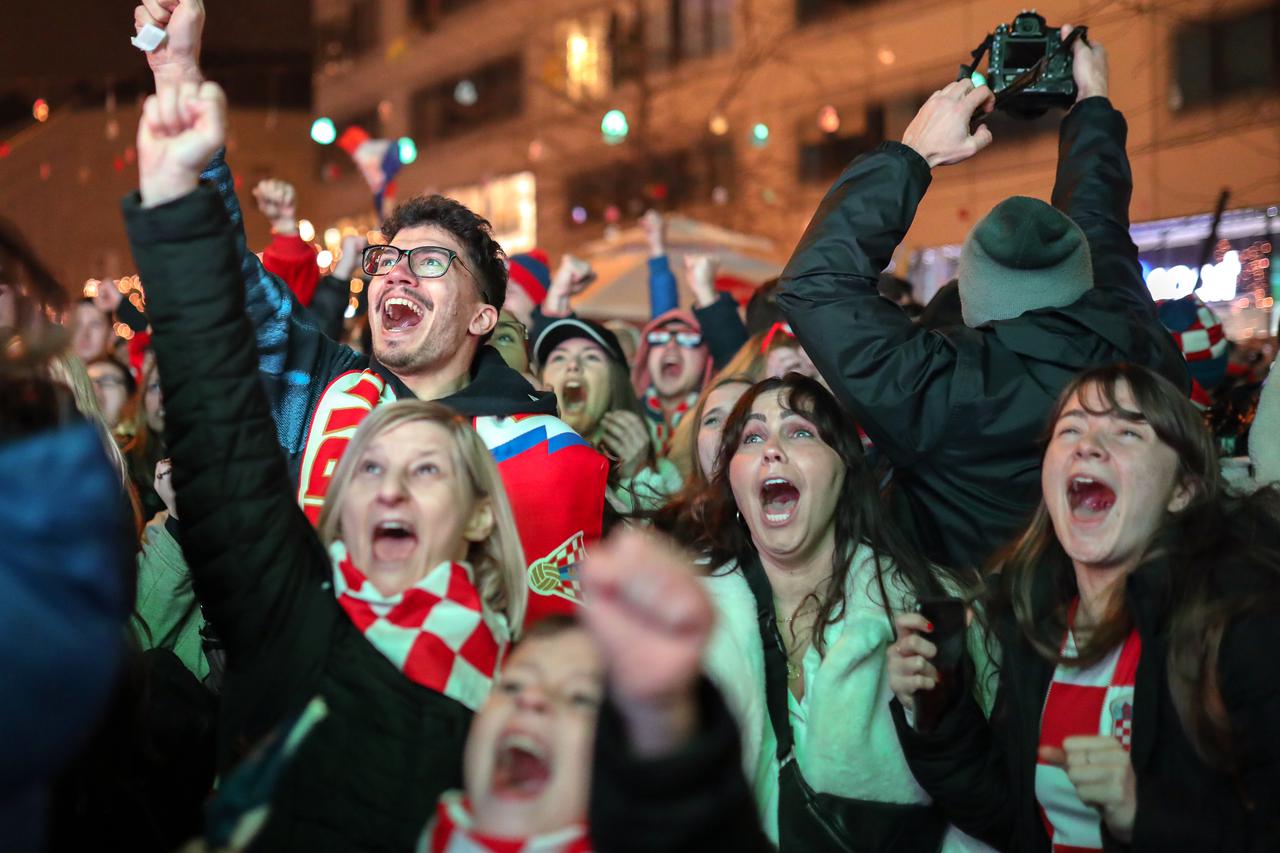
[3,2,1278,852]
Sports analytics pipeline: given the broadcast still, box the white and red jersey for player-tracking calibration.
[295,369,608,627]
[1035,604,1142,853]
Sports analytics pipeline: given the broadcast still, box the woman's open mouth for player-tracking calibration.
[371,519,418,562]
[491,733,552,799]
[381,295,426,333]
[760,477,800,525]
[560,380,588,413]
[1067,475,1117,523]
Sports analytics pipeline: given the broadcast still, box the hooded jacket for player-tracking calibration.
[195,153,608,624]
[776,98,1187,572]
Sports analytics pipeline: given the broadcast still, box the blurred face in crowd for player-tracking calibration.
[728,390,843,568]
[502,286,536,332]
[368,225,497,377]
[143,363,165,434]
[490,309,530,375]
[696,380,750,478]
[1042,379,1192,579]
[72,302,111,363]
[541,338,613,437]
[338,419,493,597]
[87,359,130,429]
[646,320,708,400]
[766,344,819,381]
[465,626,604,839]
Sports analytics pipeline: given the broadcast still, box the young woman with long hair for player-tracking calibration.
[889,363,1280,851]
[689,373,993,852]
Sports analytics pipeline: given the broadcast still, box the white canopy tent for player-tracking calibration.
[569,215,784,322]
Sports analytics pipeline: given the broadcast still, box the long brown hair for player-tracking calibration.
[316,400,527,633]
[990,363,1280,768]
[693,374,962,654]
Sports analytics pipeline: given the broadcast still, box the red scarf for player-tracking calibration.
[420,791,592,853]
[330,542,509,711]
[642,387,697,454]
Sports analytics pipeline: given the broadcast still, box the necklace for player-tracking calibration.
[776,611,809,683]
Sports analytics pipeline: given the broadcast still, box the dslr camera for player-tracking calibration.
[963,11,1086,118]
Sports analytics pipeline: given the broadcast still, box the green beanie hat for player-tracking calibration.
[957,196,1093,327]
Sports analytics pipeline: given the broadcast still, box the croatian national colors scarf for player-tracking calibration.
[297,369,609,627]
[418,791,592,853]
[330,542,509,712]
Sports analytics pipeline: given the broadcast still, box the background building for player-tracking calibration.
[0,0,312,291]
[307,0,1278,337]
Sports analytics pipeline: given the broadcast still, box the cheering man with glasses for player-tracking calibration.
[125,0,607,625]
[631,309,715,453]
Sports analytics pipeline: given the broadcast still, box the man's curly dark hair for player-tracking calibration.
[380,194,508,309]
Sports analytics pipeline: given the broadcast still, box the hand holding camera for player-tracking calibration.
[901,80,996,169]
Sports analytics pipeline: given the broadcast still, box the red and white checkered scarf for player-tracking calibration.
[419,790,592,853]
[641,387,698,454]
[330,542,510,712]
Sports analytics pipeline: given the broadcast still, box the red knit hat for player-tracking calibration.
[507,249,551,302]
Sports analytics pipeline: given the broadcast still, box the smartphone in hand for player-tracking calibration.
[913,596,966,733]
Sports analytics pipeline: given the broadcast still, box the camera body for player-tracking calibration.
[988,11,1078,117]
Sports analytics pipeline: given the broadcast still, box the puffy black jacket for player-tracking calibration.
[777,98,1187,572]
[124,184,472,852]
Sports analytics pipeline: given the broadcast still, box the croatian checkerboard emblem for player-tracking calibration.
[528,531,586,604]
[1109,695,1134,750]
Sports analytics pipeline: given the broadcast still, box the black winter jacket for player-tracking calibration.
[777,98,1187,572]
[590,678,771,853]
[889,552,1280,852]
[124,184,473,852]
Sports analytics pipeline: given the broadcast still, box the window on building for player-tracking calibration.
[315,0,380,64]
[796,0,870,26]
[445,172,539,252]
[566,140,734,225]
[1174,2,1279,108]
[410,0,483,30]
[557,14,611,101]
[612,0,733,76]
[412,55,525,143]
[798,105,885,184]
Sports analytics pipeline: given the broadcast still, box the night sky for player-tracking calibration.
[0,0,311,132]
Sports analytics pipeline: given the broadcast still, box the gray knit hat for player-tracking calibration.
[957,196,1093,327]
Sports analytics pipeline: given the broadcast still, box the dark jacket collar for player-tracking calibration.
[369,345,558,418]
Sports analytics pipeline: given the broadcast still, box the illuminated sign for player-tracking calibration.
[1142,251,1242,303]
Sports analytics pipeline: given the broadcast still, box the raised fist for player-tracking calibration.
[683,253,721,307]
[253,179,298,233]
[137,80,227,208]
[135,0,206,85]
[580,528,713,753]
[640,209,668,256]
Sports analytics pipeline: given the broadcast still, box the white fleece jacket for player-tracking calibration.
[701,544,995,851]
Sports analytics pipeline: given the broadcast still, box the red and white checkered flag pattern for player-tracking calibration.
[1163,302,1227,363]
[330,542,509,711]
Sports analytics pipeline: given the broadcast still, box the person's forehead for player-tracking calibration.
[656,319,695,333]
[553,337,607,356]
[389,223,465,255]
[369,419,455,452]
[508,629,603,675]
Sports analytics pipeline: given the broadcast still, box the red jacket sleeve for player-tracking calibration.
[261,232,319,306]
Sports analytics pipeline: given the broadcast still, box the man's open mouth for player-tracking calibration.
[381,295,426,332]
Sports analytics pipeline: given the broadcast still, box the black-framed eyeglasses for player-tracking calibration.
[362,244,473,281]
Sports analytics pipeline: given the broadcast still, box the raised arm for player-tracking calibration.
[1048,29,1152,316]
[776,80,994,462]
[685,254,747,370]
[123,80,328,666]
[135,0,357,457]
